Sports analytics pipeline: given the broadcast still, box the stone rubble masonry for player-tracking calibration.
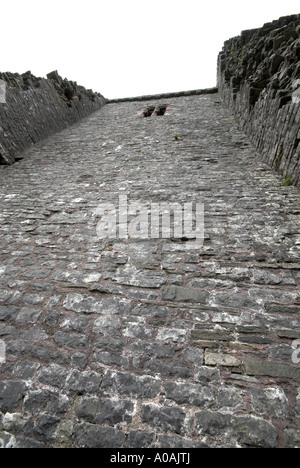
[0,70,106,164]
[0,14,300,449]
[218,14,300,188]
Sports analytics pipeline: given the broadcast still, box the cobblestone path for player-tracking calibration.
[1,94,300,448]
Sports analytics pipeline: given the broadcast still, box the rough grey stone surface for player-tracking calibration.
[0,70,106,164]
[0,91,300,448]
[218,14,300,187]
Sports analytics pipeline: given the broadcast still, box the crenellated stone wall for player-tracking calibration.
[0,70,106,165]
[218,14,300,187]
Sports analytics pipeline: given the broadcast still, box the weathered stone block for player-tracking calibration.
[155,434,208,448]
[18,327,48,341]
[244,358,300,383]
[162,285,209,303]
[144,358,191,378]
[284,427,300,448]
[75,396,135,425]
[205,352,241,367]
[74,423,125,448]
[127,431,155,448]
[93,350,129,368]
[194,366,221,383]
[181,347,204,364]
[63,293,131,315]
[164,381,214,406]
[66,370,102,394]
[12,361,40,379]
[37,365,69,389]
[251,387,289,418]
[195,410,232,437]
[0,306,19,322]
[101,370,162,398]
[217,387,243,408]
[195,410,277,447]
[191,328,233,342]
[141,403,186,435]
[23,390,51,414]
[60,315,90,332]
[0,381,26,412]
[0,431,16,448]
[113,265,166,288]
[53,331,90,349]
[129,341,175,358]
[214,291,259,310]
[123,323,153,339]
[156,327,187,343]
[231,415,277,448]
[95,336,126,352]
[131,304,171,317]
[34,414,60,440]
[93,316,121,335]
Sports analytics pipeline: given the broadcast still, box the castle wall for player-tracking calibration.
[1,92,300,449]
[218,14,300,187]
[0,70,106,164]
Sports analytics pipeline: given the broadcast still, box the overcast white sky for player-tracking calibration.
[1,0,299,99]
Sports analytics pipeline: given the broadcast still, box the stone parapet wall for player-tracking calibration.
[218,14,300,187]
[0,70,106,164]
[107,87,218,103]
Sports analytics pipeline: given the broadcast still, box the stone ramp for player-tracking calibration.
[0,93,300,448]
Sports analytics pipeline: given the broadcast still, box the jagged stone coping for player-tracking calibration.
[218,14,300,188]
[107,87,218,103]
[0,70,106,165]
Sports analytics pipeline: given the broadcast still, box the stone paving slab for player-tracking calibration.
[0,94,300,447]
